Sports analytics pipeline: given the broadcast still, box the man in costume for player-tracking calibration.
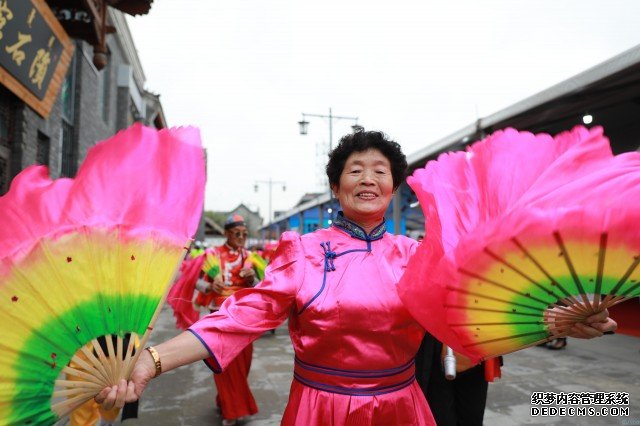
[195,214,259,426]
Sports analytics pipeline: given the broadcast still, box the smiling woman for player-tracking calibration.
[96,130,616,426]
[96,130,443,425]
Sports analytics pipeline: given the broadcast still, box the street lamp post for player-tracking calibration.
[298,107,363,153]
[254,178,286,224]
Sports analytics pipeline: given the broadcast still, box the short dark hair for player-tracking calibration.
[326,130,407,190]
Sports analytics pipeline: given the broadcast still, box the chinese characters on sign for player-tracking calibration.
[0,0,62,98]
[0,0,73,117]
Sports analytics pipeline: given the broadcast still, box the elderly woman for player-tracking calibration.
[97,131,615,425]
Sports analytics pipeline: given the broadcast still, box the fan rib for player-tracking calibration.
[619,281,640,297]
[446,286,546,313]
[600,255,640,308]
[90,337,115,385]
[606,282,640,309]
[481,246,587,315]
[593,233,607,311]
[462,330,549,347]
[511,237,589,313]
[105,335,119,384]
[445,304,587,328]
[449,321,543,327]
[51,387,96,398]
[79,344,111,386]
[54,379,102,390]
[122,332,138,381]
[69,353,109,387]
[483,247,562,302]
[116,335,124,381]
[553,231,593,311]
[61,366,104,387]
[444,304,541,318]
[51,389,99,417]
[457,268,556,307]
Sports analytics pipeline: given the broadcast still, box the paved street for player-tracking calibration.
[122,305,640,426]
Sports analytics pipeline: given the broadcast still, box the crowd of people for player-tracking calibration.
[92,130,616,426]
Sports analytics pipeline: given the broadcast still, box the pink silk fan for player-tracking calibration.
[399,126,640,363]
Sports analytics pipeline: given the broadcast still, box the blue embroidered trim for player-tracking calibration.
[297,242,335,314]
[295,357,414,378]
[321,241,337,272]
[293,373,415,396]
[187,329,222,374]
[298,215,385,315]
[332,211,386,241]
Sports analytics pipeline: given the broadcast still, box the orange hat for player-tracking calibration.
[224,214,245,230]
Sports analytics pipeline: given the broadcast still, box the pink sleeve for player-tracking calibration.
[188,231,304,371]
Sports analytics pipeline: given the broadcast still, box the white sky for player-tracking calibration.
[126,1,640,221]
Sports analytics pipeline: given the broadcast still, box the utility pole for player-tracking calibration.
[254,178,286,224]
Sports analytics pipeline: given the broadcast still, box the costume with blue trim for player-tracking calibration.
[189,212,436,425]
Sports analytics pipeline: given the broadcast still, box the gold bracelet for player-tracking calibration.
[145,346,162,377]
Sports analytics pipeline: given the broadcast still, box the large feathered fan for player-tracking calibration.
[399,126,640,364]
[0,124,205,424]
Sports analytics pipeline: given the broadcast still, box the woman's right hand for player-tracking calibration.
[94,348,156,409]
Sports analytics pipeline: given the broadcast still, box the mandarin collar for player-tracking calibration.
[332,211,386,241]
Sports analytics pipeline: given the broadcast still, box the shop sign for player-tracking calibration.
[0,0,74,117]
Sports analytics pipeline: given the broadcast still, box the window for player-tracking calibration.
[61,52,76,123]
[0,87,14,148]
[60,121,75,177]
[0,86,15,194]
[0,156,8,195]
[36,131,50,166]
[60,50,77,177]
[304,222,319,233]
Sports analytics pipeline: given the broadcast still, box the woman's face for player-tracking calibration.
[332,148,394,226]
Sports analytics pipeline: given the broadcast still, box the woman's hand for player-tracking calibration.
[545,307,617,339]
[95,331,211,408]
[94,348,156,409]
[566,309,617,339]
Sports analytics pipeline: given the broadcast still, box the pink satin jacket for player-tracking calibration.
[190,214,435,425]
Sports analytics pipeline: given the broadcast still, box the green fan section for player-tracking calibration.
[6,293,159,425]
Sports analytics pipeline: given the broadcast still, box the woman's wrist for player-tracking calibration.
[145,346,162,377]
[141,332,212,377]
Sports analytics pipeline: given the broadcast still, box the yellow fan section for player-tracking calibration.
[0,227,185,422]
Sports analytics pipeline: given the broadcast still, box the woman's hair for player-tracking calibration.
[326,130,407,190]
